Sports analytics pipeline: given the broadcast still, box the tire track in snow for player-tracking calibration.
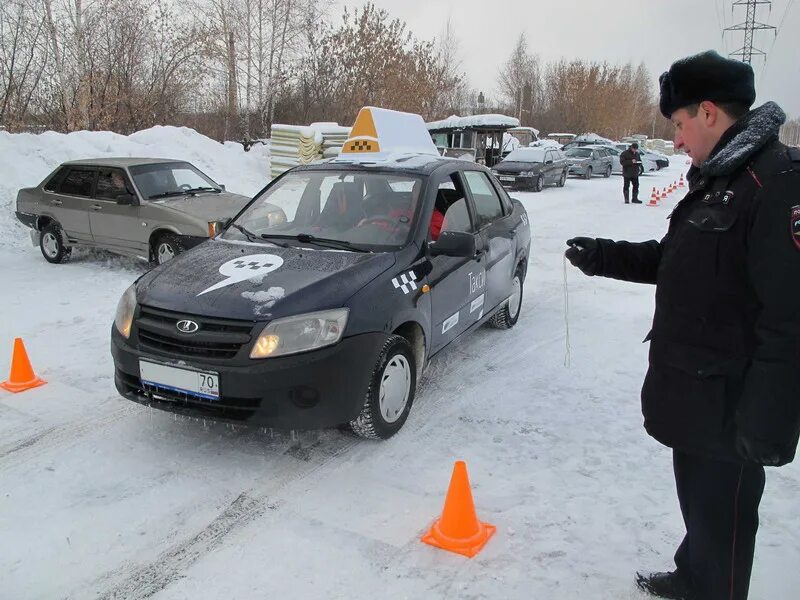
[87,433,359,600]
[0,402,136,472]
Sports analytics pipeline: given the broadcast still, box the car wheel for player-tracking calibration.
[533,174,544,192]
[349,335,416,440]
[604,165,612,178]
[39,223,72,264]
[489,268,523,329]
[151,233,186,266]
[557,171,567,187]
[584,166,592,180]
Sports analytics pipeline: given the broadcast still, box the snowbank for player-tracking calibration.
[426,114,520,131]
[0,126,270,248]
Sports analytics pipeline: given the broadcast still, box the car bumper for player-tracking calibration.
[111,326,388,429]
[567,165,587,174]
[15,211,37,228]
[495,175,536,189]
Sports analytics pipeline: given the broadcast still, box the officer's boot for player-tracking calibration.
[623,188,629,204]
[635,571,695,599]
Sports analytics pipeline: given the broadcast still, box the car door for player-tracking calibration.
[428,172,483,353]
[89,168,143,252]
[544,150,557,184]
[462,170,515,315]
[49,167,96,241]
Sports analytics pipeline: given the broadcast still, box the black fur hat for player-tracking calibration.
[659,51,755,118]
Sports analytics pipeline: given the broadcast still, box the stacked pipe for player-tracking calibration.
[268,122,352,179]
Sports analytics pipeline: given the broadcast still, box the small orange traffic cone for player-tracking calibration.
[0,338,46,393]
[648,189,659,207]
[678,174,686,187]
[661,187,668,200]
[422,461,496,558]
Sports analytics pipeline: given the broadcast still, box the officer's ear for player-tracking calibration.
[699,101,719,127]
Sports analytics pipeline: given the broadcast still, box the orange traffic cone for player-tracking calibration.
[679,174,686,187]
[648,189,659,207]
[0,338,46,393]
[422,461,496,558]
[661,187,668,200]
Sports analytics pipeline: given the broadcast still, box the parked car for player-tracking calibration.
[613,144,665,171]
[491,147,569,191]
[15,158,284,266]
[564,147,613,179]
[111,106,532,439]
[589,144,657,176]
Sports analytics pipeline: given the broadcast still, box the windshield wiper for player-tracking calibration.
[259,233,370,253]
[230,223,260,242]
[186,186,222,195]
[148,191,187,200]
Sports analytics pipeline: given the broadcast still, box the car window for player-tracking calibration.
[463,171,503,227]
[96,169,132,200]
[224,170,423,250]
[44,167,68,192]
[437,174,473,234]
[129,162,219,200]
[59,168,95,197]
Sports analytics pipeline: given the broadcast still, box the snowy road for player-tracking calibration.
[1,139,798,599]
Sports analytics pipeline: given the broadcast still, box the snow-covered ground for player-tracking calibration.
[1,130,798,600]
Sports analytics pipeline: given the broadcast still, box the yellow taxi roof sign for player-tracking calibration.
[336,107,439,163]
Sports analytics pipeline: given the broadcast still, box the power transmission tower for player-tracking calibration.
[724,0,776,63]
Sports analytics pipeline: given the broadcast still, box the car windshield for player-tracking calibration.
[221,170,423,251]
[504,148,546,163]
[129,162,221,199]
[566,148,593,158]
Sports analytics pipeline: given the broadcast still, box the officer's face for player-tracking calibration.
[671,103,721,167]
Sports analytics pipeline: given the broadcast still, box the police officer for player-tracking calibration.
[565,50,800,600]
[620,142,642,203]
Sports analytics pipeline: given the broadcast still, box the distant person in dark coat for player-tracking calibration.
[565,50,800,600]
[620,142,642,203]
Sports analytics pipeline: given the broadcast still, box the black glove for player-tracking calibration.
[565,237,602,276]
[735,435,791,467]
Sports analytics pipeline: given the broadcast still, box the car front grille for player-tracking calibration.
[134,305,255,360]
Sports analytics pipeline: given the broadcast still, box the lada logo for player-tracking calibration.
[176,319,200,334]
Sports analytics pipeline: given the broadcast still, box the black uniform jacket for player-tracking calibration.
[620,148,641,178]
[596,102,800,463]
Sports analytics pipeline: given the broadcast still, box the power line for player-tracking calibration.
[724,0,776,63]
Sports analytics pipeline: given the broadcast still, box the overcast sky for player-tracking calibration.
[336,0,800,119]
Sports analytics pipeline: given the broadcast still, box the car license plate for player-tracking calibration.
[499,176,515,182]
[139,360,219,400]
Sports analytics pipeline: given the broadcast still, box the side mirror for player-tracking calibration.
[429,231,477,258]
[545,159,553,164]
[219,184,226,191]
[116,193,136,205]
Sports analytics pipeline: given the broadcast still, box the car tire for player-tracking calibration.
[533,174,544,192]
[584,166,592,180]
[489,268,523,329]
[151,232,186,267]
[349,335,416,440]
[39,223,72,264]
[557,171,567,187]
[604,165,612,178]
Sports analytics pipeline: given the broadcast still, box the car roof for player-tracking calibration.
[291,155,468,176]
[61,157,190,168]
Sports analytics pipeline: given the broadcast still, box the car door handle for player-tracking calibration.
[91,204,102,211]
[51,199,63,206]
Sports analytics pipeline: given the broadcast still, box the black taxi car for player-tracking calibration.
[111,107,531,439]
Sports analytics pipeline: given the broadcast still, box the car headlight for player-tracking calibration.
[268,209,287,227]
[250,308,349,358]
[114,284,137,338]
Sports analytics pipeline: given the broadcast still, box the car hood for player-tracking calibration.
[494,161,542,173]
[147,191,252,222]
[135,238,396,320]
